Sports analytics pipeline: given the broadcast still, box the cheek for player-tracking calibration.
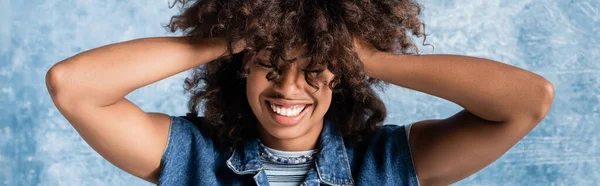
[314,73,335,110]
[311,86,333,119]
[316,89,333,106]
[246,75,263,117]
[246,69,270,102]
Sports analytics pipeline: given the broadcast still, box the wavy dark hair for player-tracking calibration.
[166,0,426,150]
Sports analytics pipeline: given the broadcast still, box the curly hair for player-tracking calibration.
[166,0,426,150]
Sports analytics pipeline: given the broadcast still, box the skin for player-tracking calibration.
[46,36,554,185]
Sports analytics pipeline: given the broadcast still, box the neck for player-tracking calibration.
[258,120,323,151]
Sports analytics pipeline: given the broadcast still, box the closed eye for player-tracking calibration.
[256,61,273,69]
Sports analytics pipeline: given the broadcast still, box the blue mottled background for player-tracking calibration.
[1,0,598,185]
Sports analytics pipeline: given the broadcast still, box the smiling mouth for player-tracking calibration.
[265,100,311,117]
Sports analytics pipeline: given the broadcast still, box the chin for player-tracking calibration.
[258,119,313,140]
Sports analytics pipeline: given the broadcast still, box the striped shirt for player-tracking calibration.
[259,145,315,186]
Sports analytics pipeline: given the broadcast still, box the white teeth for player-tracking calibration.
[269,103,307,117]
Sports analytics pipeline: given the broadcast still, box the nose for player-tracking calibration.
[273,64,305,98]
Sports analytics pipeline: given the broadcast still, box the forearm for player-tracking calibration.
[47,37,227,107]
[365,53,554,122]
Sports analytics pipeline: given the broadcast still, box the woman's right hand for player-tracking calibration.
[231,38,247,54]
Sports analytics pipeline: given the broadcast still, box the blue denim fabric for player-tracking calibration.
[158,116,420,186]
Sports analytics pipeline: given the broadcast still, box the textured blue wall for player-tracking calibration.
[1,0,598,185]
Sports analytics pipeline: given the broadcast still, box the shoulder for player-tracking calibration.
[160,116,223,164]
[372,124,411,142]
[349,124,420,185]
[158,116,232,184]
[347,124,411,149]
[349,124,413,155]
[166,116,222,141]
[174,116,218,137]
[361,124,415,163]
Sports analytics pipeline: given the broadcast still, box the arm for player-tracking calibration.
[45,37,238,183]
[354,39,554,185]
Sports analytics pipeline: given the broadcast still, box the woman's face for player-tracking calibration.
[245,49,335,148]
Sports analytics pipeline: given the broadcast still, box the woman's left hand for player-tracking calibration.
[352,37,379,66]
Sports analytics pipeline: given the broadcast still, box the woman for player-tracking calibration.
[46,0,554,185]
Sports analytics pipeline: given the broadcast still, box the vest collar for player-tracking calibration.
[226,119,355,185]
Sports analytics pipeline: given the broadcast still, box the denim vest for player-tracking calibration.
[157,116,420,186]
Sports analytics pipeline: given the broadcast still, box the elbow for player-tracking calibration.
[529,79,555,123]
[503,78,554,130]
[46,62,75,104]
[46,54,85,96]
[46,63,65,98]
